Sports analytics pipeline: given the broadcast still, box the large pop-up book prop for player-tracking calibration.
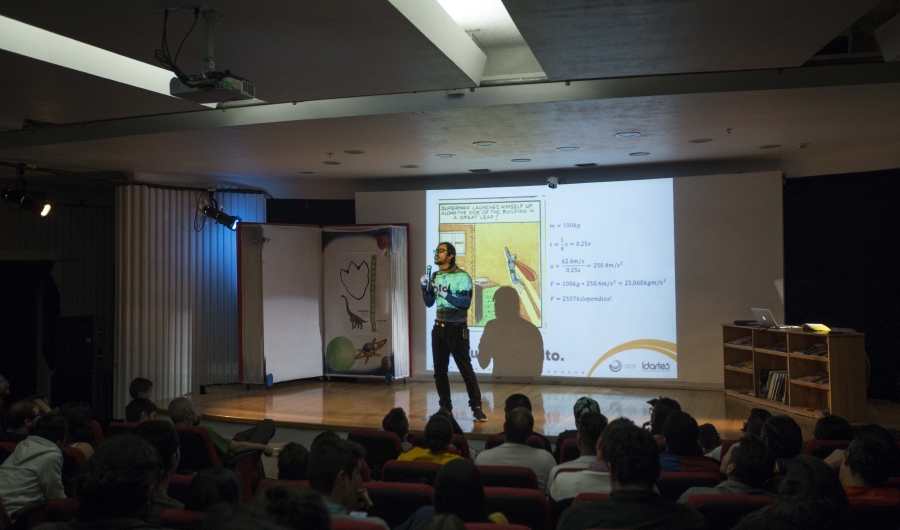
[238,224,410,384]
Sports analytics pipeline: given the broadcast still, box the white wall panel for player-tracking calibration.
[115,186,265,412]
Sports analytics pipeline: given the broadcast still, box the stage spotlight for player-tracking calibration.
[202,205,241,230]
[0,183,50,217]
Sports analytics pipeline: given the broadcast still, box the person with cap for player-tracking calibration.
[553,397,601,462]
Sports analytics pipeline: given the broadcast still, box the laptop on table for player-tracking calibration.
[751,308,791,329]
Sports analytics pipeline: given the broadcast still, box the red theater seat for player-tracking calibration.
[174,425,255,502]
[686,494,774,530]
[168,474,196,506]
[89,420,105,445]
[477,465,539,489]
[348,430,402,479]
[484,487,552,530]
[159,509,204,530]
[364,482,435,528]
[332,519,388,530]
[719,439,739,458]
[558,438,579,464]
[572,492,609,505]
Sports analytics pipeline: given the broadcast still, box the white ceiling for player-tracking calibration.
[0,0,899,195]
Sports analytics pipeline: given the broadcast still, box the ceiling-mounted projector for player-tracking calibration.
[153,3,257,104]
[170,71,255,103]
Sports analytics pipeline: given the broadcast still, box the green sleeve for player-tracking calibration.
[206,427,232,455]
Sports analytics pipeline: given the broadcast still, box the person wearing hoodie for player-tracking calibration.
[0,414,68,520]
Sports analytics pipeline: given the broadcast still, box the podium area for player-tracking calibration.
[156,379,900,442]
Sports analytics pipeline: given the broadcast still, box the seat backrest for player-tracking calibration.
[656,472,722,501]
[159,509,205,530]
[720,439,739,459]
[259,478,312,490]
[175,425,222,472]
[364,482,435,528]
[687,494,774,530]
[477,465,539,489]
[484,487,552,530]
[348,430,402,478]
[802,439,850,459]
[89,420,105,445]
[572,492,609,505]
[382,460,442,486]
[559,438,579,464]
[451,434,471,460]
[485,434,505,450]
[332,518,388,530]
[466,524,531,530]
[44,498,80,523]
[848,498,900,529]
[61,447,86,496]
[526,435,545,450]
[106,421,138,438]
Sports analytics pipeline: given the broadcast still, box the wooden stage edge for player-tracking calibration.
[156,379,900,442]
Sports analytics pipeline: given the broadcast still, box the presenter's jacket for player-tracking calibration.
[422,265,472,322]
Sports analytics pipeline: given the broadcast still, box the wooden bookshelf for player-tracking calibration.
[722,325,866,421]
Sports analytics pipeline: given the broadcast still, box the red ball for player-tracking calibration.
[377,235,389,250]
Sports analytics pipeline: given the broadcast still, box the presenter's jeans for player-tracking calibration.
[432,323,482,410]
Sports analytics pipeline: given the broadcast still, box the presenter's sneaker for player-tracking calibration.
[473,408,488,422]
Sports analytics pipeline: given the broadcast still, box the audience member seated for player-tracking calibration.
[251,483,331,530]
[660,411,721,474]
[732,455,848,530]
[57,402,96,459]
[34,435,163,530]
[394,459,508,530]
[645,397,682,447]
[311,431,342,450]
[698,423,722,461]
[552,397,600,462]
[129,377,154,401]
[0,414,67,522]
[278,442,309,480]
[125,398,158,424]
[186,467,243,510]
[678,434,776,503]
[742,408,773,436]
[761,415,803,473]
[547,411,608,494]
[0,399,42,443]
[852,423,900,476]
[307,437,389,530]
[382,407,413,452]
[813,415,853,441]
[839,437,900,502]
[169,397,274,469]
[131,420,184,522]
[399,414,461,465]
[493,394,552,454]
[557,418,704,530]
[474,407,557,491]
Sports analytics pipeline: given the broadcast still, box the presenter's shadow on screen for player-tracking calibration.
[477,286,544,378]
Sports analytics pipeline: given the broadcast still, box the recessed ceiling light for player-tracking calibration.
[556,146,579,152]
[323,161,341,165]
[689,139,713,143]
[511,159,531,162]
[615,132,641,138]
[629,152,650,156]
[344,150,365,155]
[759,144,781,149]
[434,154,456,158]
[298,171,315,174]
[400,165,419,169]
[469,169,491,173]
[473,141,496,147]
[575,163,598,168]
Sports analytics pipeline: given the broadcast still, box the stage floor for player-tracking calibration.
[161,379,900,441]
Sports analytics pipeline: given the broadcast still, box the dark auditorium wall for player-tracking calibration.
[266,198,355,225]
[784,168,900,400]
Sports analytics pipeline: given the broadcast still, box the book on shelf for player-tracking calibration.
[726,336,753,347]
[766,342,788,352]
[794,343,828,357]
[796,372,828,383]
[765,370,788,402]
[815,378,829,385]
[759,370,770,398]
[728,360,753,370]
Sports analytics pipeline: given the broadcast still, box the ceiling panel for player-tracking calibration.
[502,0,881,80]
[0,0,477,105]
[0,50,204,125]
[1,83,898,182]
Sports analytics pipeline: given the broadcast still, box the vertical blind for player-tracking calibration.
[115,185,265,413]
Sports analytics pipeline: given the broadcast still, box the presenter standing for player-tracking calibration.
[421,242,487,422]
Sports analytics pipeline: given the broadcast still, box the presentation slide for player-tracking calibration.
[424,179,676,379]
